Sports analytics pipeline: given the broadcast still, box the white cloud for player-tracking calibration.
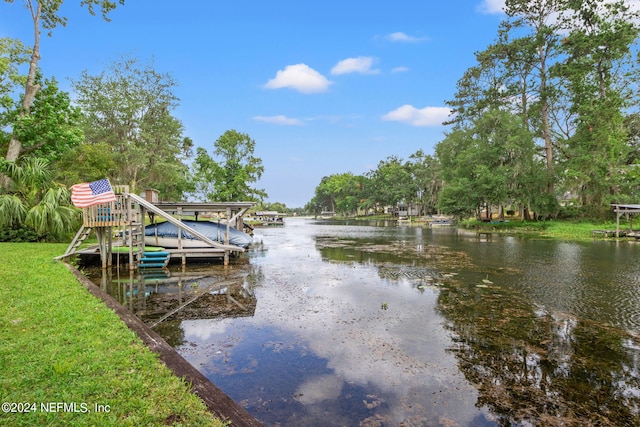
[331,56,380,75]
[385,32,428,43]
[264,64,332,94]
[391,66,409,73]
[477,0,505,14]
[253,115,304,126]
[382,105,452,127]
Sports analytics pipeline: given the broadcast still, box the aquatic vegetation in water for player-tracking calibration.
[316,236,473,270]
[438,277,640,426]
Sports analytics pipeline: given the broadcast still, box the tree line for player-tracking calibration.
[309,0,640,220]
[0,1,266,241]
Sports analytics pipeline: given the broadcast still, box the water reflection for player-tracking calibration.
[95,265,258,346]
[92,219,640,426]
[438,277,640,425]
[181,221,494,426]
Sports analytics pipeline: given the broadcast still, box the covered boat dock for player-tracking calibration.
[610,204,640,238]
[60,187,255,268]
[152,201,254,232]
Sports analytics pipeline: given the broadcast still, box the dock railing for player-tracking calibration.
[81,185,134,227]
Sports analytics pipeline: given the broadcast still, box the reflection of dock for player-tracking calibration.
[103,269,257,327]
[68,264,262,427]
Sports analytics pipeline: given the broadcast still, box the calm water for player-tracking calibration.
[96,218,640,426]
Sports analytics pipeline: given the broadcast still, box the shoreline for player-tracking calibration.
[0,242,260,427]
[63,262,263,427]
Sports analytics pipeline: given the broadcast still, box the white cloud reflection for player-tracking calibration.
[178,220,489,424]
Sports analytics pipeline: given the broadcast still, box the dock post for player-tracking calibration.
[107,226,113,267]
[224,207,231,267]
[95,228,108,269]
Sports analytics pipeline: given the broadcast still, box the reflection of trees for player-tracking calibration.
[154,320,185,348]
[438,282,640,426]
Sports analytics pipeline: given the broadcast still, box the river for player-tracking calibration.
[96,218,640,426]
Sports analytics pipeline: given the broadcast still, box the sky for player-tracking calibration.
[0,0,508,207]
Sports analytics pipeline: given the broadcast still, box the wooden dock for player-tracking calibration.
[609,204,640,238]
[592,229,628,238]
[592,229,640,239]
[60,187,254,269]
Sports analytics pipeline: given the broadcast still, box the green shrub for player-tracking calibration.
[0,226,41,242]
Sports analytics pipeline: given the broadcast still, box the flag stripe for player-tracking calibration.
[71,179,116,208]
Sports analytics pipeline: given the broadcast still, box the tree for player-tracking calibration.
[0,156,79,241]
[443,0,640,216]
[447,0,566,195]
[257,201,289,213]
[4,76,84,161]
[308,176,335,214]
[502,0,565,193]
[72,55,191,199]
[53,142,115,186]
[436,109,549,219]
[3,0,123,169]
[408,150,442,215]
[436,128,484,219]
[193,130,267,202]
[367,156,413,208]
[553,0,639,212]
[0,37,29,106]
[308,173,368,216]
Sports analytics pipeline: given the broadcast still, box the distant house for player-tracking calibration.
[393,203,421,217]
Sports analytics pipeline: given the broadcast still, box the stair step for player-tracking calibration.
[139,262,167,268]
[140,257,169,263]
[143,251,170,257]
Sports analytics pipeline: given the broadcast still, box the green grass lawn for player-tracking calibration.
[0,243,225,427]
[460,218,621,240]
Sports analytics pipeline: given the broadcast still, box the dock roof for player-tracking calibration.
[153,202,255,213]
[611,204,640,213]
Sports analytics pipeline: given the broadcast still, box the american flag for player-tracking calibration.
[71,179,117,208]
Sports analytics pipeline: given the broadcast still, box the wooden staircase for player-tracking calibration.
[138,251,171,268]
[131,220,146,268]
[57,226,94,259]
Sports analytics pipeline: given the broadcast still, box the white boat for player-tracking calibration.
[430,216,455,227]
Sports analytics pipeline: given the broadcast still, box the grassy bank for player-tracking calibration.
[0,243,225,427]
[459,219,620,241]
[346,214,622,241]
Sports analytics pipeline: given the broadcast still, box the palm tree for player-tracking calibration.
[0,157,80,241]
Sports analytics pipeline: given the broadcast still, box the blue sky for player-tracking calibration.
[1,0,507,207]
